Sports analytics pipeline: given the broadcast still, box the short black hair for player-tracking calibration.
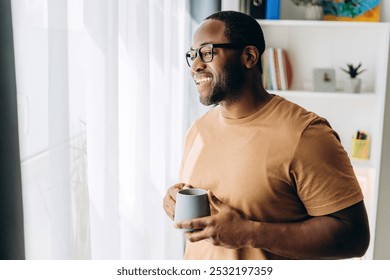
[205,11,266,71]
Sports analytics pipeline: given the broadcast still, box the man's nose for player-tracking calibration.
[191,56,206,73]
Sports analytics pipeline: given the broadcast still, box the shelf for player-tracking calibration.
[351,159,375,169]
[258,19,388,28]
[260,22,390,95]
[270,90,376,98]
[260,20,389,260]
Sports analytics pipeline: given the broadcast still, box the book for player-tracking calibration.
[262,47,292,91]
[273,48,282,90]
[265,0,280,20]
[282,49,293,89]
[276,48,287,91]
[261,50,268,89]
[267,48,277,90]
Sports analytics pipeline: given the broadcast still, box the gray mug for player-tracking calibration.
[174,188,211,231]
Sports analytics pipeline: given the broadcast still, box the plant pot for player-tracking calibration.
[304,4,323,20]
[344,78,362,93]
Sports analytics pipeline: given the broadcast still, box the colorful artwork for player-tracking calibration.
[321,0,381,22]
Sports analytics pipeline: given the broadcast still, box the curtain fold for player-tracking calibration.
[0,0,25,260]
[115,0,190,259]
[12,0,190,259]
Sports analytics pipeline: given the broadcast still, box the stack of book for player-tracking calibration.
[262,47,292,91]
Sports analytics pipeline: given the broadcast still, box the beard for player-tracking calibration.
[199,59,246,106]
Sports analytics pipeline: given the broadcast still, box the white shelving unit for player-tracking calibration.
[259,20,390,259]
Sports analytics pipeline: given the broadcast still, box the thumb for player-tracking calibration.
[207,190,227,213]
[183,184,193,189]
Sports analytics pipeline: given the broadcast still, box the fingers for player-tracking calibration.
[163,183,191,221]
[208,190,229,213]
[207,190,220,212]
[168,183,185,200]
[174,192,248,249]
[163,194,176,220]
[175,216,211,230]
[176,216,216,244]
[184,228,213,243]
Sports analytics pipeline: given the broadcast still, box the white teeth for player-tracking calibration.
[195,77,212,85]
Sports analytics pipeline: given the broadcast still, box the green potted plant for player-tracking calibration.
[340,63,365,93]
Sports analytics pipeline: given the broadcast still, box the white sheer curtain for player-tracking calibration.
[12,0,190,259]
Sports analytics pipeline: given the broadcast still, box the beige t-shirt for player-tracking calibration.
[179,95,363,260]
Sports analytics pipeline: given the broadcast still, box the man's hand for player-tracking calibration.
[175,191,254,249]
[163,183,191,220]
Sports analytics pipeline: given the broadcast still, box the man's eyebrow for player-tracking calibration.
[190,42,212,50]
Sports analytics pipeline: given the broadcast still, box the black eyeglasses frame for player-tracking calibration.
[185,43,245,67]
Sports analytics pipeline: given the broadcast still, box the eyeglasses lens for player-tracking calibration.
[186,45,213,67]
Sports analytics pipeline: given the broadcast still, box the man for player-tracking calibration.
[163,11,370,260]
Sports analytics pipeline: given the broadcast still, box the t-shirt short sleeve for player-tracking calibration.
[291,118,363,216]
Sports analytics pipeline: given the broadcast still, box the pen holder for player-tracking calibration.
[351,138,370,160]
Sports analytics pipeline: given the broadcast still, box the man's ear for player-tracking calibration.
[241,46,259,69]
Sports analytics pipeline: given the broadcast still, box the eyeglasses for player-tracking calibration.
[185,43,244,67]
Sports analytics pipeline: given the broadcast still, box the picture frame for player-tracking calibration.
[312,68,336,92]
[322,0,381,22]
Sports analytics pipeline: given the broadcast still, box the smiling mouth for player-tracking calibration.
[195,77,213,86]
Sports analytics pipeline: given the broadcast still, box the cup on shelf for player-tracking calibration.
[351,137,370,160]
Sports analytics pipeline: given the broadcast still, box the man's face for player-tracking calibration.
[190,20,246,106]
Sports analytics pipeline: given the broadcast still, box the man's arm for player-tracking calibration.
[175,192,370,259]
[250,200,370,259]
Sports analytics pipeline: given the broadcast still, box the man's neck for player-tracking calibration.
[219,87,272,120]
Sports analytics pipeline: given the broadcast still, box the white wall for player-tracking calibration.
[375,1,390,260]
